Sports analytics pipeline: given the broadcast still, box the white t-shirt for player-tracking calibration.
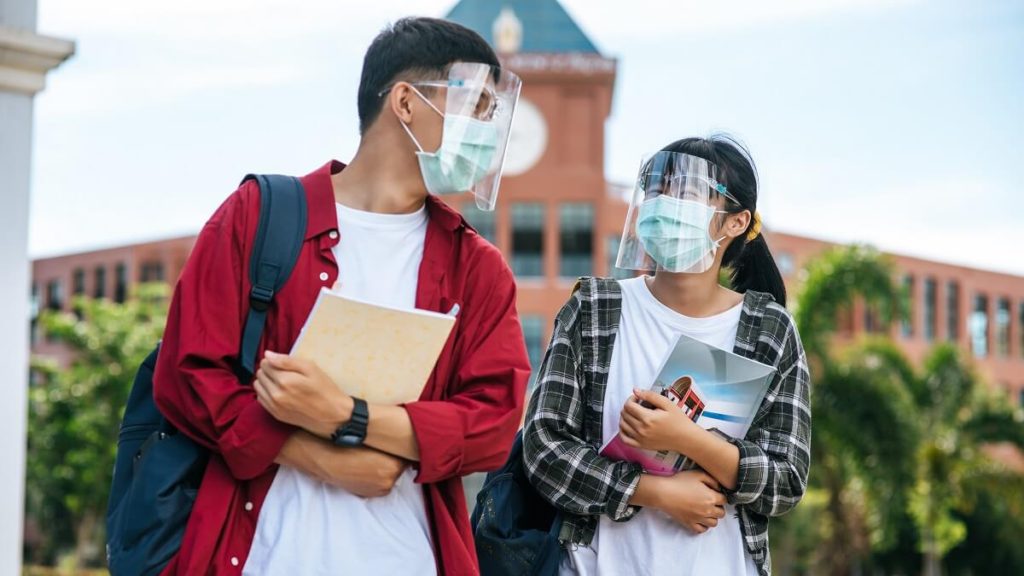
[244,202,436,576]
[562,276,759,576]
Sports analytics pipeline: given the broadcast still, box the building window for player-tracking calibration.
[72,268,86,296]
[837,304,856,336]
[901,274,915,339]
[1019,388,1024,408]
[94,266,107,299]
[1019,302,1024,359]
[511,203,544,277]
[864,304,884,334]
[521,315,545,392]
[30,284,40,347]
[114,262,128,303]
[996,298,1010,357]
[461,203,495,244]
[924,278,937,342]
[970,294,988,358]
[606,236,633,280]
[946,281,959,341]
[559,203,593,278]
[140,261,165,283]
[46,279,64,312]
[777,252,795,276]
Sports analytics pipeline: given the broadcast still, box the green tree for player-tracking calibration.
[904,344,1024,575]
[774,245,1024,575]
[786,246,914,574]
[26,285,168,568]
[837,341,1024,575]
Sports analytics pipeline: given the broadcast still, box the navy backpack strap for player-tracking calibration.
[237,174,308,377]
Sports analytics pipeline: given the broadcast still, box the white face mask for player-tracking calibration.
[400,87,498,195]
[635,195,727,273]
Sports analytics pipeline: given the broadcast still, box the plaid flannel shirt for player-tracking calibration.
[522,277,812,576]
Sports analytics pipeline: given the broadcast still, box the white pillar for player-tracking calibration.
[0,4,74,571]
[0,85,34,576]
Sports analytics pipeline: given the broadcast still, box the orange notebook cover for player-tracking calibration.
[289,287,456,405]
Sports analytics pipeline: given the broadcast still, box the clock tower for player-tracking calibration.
[446,0,625,381]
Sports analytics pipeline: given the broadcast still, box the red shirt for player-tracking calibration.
[153,161,530,575]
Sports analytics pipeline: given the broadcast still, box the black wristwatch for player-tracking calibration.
[331,397,369,447]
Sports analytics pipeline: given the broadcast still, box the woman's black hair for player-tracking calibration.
[659,134,787,306]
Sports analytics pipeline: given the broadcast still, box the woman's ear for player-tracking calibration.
[727,210,752,239]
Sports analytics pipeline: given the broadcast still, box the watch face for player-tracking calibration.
[339,434,363,447]
[503,98,548,177]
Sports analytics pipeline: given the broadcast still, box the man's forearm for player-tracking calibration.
[276,430,410,498]
[291,395,420,461]
[364,404,420,461]
[275,430,328,479]
[275,430,375,479]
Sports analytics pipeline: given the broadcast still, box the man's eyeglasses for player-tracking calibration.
[378,80,500,122]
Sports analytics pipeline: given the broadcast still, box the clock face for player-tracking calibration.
[503,98,548,177]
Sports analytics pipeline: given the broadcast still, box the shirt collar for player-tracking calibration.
[300,160,465,240]
[299,160,343,240]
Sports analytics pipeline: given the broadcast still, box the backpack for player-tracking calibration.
[105,174,308,576]
[471,278,623,576]
[471,430,564,576]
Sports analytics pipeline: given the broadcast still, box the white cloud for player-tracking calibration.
[766,171,1024,275]
[35,0,456,119]
[561,0,920,42]
[41,0,919,45]
[41,62,309,119]
[39,0,453,40]
[29,0,1023,280]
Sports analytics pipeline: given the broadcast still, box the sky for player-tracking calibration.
[29,0,1024,275]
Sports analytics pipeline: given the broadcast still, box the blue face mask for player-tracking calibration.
[401,88,498,195]
[636,195,727,273]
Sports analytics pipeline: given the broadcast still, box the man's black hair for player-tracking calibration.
[357,17,500,134]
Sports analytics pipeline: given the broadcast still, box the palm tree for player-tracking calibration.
[779,245,1024,575]
[903,344,1024,575]
[788,245,914,573]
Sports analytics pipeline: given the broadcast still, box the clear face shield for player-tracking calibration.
[400,62,522,211]
[615,151,741,274]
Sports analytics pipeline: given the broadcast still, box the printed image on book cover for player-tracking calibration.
[601,332,777,476]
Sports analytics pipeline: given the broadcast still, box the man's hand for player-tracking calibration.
[646,470,728,534]
[619,388,700,454]
[277,432,408,498]
[255,351,354,439]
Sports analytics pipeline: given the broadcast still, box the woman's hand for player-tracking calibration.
[619,388,700,454]
[642,470,728,534]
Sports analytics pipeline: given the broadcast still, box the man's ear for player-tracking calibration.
[388,82,416,125]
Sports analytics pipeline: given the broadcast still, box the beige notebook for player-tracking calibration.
[290,287,457,405]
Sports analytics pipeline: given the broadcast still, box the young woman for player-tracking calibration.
[523,135,811,576]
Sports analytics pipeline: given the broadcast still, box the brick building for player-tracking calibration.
[31,0,1024,413]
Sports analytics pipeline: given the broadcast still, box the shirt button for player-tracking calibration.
[244,501,254,512]
[319,272,329,282]
[329,230,338,240]
[231,557,239,567]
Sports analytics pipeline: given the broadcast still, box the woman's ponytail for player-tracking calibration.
[729,233,787,307]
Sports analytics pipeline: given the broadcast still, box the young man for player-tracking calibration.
[152,17,530,575]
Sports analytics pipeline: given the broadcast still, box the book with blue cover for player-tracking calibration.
[600,332,777,476]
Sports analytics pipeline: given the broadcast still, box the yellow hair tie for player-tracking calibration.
[746,211,762,242]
